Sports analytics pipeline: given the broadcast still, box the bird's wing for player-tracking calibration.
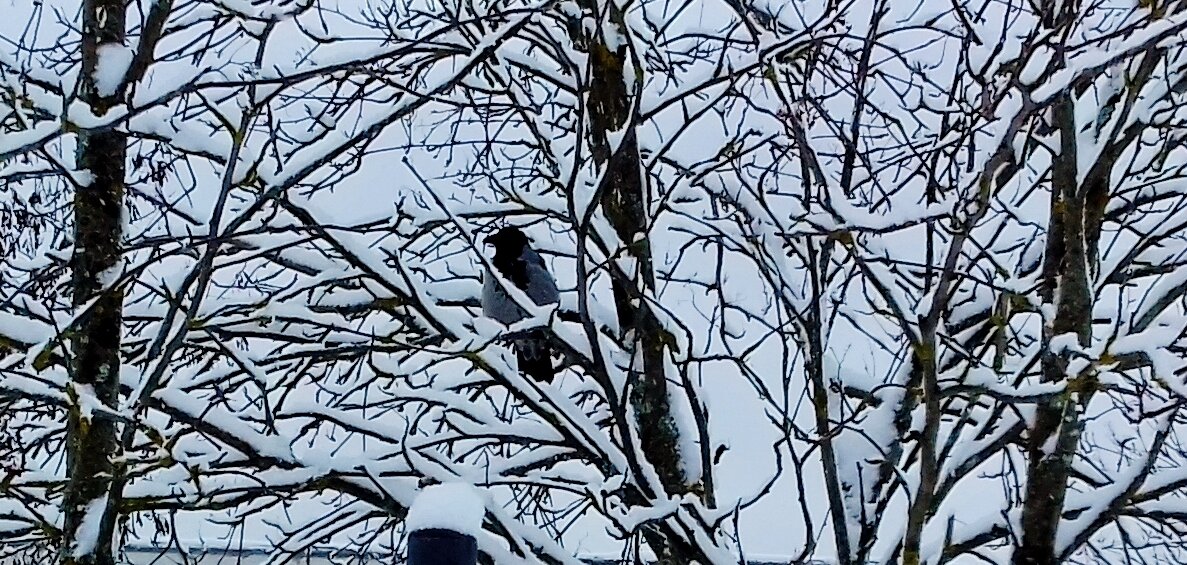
[520,248,559,306]
[481,271,526,324]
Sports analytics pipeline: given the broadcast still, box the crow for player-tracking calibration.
[481,227,559,383]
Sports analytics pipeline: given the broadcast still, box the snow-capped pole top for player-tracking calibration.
[405,483,485,565]
[406,483,486,536]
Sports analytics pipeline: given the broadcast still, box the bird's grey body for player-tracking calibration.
[481,227,559,382]
[481,247,558,323]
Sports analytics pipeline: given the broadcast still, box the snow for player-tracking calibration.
[0,122,60,161]
[405,483,486,537]
[93,43,134,97]
[0,311,53,345]
[71,494,109,557]
[557,1,581,18]
[65,99,130,129]
[1019,45,1053,85]
[214,0,260,18]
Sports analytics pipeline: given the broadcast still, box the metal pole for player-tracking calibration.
[407,527,478,565]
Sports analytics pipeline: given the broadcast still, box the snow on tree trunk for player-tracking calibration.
[1014,12,1161,563]
[61,0,126,563]
[575,0,705,561]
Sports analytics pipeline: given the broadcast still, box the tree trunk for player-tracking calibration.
[1014,95,1093,565]
[803,241,854,565]
[62,0,126,563]
[903,337,940,565]
[573,1,702,561]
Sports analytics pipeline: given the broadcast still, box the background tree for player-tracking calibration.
[7,0,1187,564]
[60,0,129,561]
[699,0,1187,562]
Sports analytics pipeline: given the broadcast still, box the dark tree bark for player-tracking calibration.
[1013,36,1161,560]
[61,0,126,563]
[572,1,703,562]
[1014,94,1096,565]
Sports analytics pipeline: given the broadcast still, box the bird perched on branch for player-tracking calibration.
[481,227,559,383]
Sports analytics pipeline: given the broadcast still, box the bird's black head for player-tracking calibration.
[484,226,530,258]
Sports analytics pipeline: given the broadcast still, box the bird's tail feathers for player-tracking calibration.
[516,334,555,383]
